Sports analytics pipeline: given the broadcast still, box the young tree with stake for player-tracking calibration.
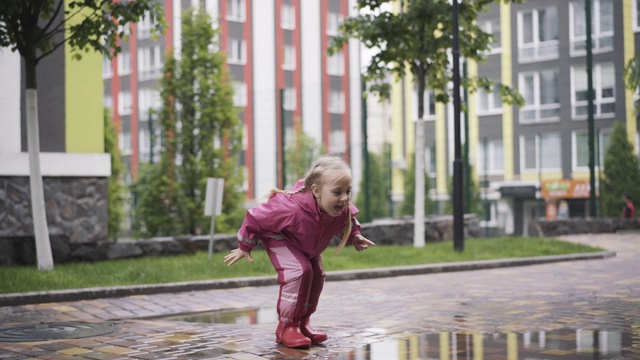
[0,0,165,269]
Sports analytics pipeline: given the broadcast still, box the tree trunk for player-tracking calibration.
[25,53,54,270]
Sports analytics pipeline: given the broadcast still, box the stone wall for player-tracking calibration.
[0,176,108,243]
[528,218,640,237]
[0,215,481,266]
[358,214,482,245]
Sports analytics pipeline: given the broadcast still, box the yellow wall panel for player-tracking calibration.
[65,0,104,153]
[623,0,637,149]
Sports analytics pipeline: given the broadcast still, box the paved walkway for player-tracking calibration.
[0,233,639,359]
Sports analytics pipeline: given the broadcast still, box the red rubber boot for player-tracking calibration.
[300,317,328,344]
[276,321,312,348]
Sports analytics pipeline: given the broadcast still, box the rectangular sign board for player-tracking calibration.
[205,178,224,216]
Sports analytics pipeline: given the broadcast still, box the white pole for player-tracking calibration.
[414,117,425,248]
[208,212,216,261]
[206,178,224,260]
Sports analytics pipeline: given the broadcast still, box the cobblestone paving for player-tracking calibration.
[0,233,639,359]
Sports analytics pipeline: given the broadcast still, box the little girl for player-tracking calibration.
[224,154,375,348]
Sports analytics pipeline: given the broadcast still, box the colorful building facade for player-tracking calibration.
[390,0,640,235]
[105,0,362,203]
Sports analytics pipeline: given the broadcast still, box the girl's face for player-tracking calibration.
[311,169,352,217]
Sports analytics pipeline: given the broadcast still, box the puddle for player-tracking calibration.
[160,307,277,325]
[0,322,119,342]
[159,309,640,359]
[346,329,640,360]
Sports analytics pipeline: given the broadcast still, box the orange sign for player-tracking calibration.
[541,179,597,199]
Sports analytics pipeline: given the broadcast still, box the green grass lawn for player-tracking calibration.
[0,237,602,294]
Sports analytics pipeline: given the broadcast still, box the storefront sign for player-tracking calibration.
[541,179,595,199]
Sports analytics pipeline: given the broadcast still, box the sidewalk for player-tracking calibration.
[0,249,614,307]
[0,233,638,359]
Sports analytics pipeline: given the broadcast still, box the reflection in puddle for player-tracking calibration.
[161,307,277,325]
[347,329,639,360]
[161,308,640,359]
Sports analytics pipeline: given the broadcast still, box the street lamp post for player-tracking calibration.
[586,0,597,217]
[452,0,464,252]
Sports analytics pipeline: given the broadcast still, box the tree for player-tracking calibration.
[135,8,245,237]
[398,153,433,217]
[133,162,175,237]
[355,150,392,223]
[601,122,640,217]
[0,0,164,269]
[104,108,125,240]
[330,0,523,248]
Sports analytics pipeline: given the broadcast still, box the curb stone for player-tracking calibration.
[0,251,615,307]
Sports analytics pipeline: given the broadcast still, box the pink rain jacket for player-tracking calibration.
[237,180,361,258]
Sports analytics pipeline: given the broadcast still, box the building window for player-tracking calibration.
[328,90,345,114]
[118,90,132,116]
[228,38,246,64]
[425,146,437,176]
[569,0,613,55]
[283,87,296,111]
[102,55,113,79]
[283,44,296,70]
[483,18,501,54]
[573,130,611,169]
[413,89,436,120]
[478,139,504,174]
[227,0,245,22]
[478,83,503,115]
[329,129,346,154]
[327,50,344,75]
[572,62,615,119]
[138,88,161,121]
[327,12,342,36]
[281,3,295,30]
[519,69,560,123]
[634,0,640,31]
[138,45,163,80]
[521,132,561,172]
[119,131,132,156]
[574,131,590,168]
[518,6,559,62]
[137,11,153,39]
[117,51,131,76]
[138,126,161,163]
[139,129,148,162]
[233,81,247,107]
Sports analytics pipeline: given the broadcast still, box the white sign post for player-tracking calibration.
[205,178,224,260]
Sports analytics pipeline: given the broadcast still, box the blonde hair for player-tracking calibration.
[269,154,353,254]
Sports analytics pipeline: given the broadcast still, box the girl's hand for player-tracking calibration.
[353,234,375,252]
[224,248,254,267]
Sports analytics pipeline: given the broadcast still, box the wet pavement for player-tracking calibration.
[0,232,639,359]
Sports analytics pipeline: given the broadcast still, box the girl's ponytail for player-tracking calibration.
[267,185,307,199]
[335,205,352,255]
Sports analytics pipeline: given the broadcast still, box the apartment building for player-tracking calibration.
[104,0,362,204]
[389,0,640,235]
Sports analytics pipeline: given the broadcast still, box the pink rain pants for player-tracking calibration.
[263,239,325,323]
